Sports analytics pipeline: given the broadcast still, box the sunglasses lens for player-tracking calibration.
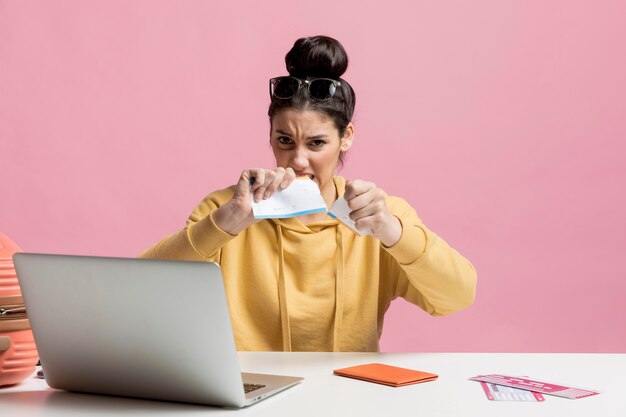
[272,77,300,99]
[309,79,336,100]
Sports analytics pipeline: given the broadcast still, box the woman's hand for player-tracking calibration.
[213,167,296,235]
[344,180,403,247]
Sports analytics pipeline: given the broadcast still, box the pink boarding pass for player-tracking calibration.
[470,374,599,399]
[480,381,544,401]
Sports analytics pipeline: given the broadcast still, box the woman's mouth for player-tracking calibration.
[295,172,315,181]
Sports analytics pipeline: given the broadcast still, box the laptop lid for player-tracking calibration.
[13,253,263,407]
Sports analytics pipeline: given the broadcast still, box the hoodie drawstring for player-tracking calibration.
[333,226,345,352]
[276,224,292,351]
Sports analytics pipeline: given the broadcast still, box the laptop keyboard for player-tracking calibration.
[244,383,266,393]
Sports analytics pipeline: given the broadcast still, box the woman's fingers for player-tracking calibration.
[344,179,400,243]
[248,168,266,193]
[279,167,296,189]
[260,168,286,200]
[244,167,296,202]
[344,179,371,201]
[345,180,381,213]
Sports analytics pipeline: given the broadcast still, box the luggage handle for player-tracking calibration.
[0,336,10,352]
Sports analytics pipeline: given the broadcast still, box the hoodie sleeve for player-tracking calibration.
[380,197,477,316]
[138,187,237,262]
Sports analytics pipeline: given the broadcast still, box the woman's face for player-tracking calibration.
[270,108,353,199]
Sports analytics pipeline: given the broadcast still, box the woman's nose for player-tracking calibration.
[290,148,309,170]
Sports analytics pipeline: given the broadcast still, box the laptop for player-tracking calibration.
[13,253,302,407]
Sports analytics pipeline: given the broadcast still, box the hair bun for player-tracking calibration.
[285,36,348,79]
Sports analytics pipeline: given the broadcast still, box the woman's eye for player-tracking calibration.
[310,140,326,147]
[277,136,292,145]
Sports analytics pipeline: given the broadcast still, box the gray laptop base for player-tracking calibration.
[14,253,301,407]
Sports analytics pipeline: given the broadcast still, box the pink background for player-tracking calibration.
[2,1,625,352]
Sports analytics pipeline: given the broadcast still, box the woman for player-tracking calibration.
[140,35,477,352]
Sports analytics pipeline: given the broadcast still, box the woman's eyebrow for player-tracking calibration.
[306,135,328,140]
[275,129,292,136]
[307,134,328,140]
[274,129,328,140]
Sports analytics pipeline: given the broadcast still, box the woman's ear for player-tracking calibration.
[340,123,354,152]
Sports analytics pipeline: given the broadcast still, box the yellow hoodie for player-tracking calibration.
[139,176,476,352]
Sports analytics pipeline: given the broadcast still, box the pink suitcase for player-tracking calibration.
[0,232,39,387]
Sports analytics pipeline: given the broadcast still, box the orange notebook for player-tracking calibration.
[333,363,438,387]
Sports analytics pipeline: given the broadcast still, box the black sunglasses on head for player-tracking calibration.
[269,76,342,101]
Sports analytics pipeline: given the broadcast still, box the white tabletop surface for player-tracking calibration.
[0,352,624,416]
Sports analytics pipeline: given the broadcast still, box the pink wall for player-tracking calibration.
[2,1,625,352]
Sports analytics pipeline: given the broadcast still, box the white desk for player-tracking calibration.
[0,352,624,416]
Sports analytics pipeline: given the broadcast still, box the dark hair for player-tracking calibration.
[268,36,356,164]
